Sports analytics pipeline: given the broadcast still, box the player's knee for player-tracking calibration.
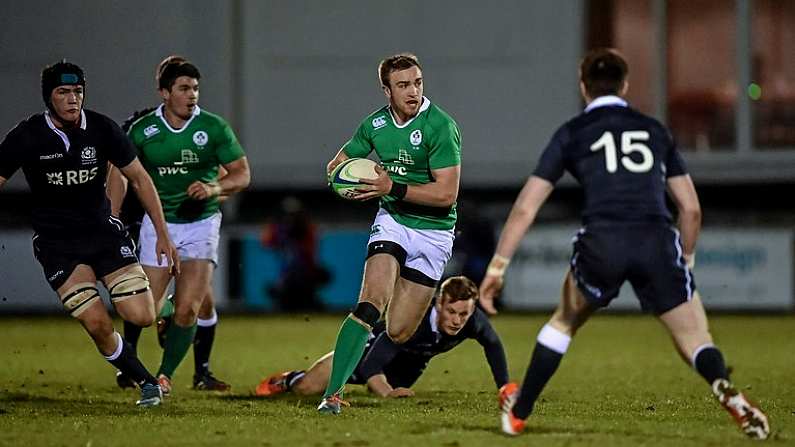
[125,308,156,327]
[60,282,101,318]
[107,265,150,304]
[174,300,200,326]
[386,325,412,344]
[352,301,381,329]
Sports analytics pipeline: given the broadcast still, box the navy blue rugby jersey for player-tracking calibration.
[357,305,508,389]
[0,110,137,236]
[533,96,687,223]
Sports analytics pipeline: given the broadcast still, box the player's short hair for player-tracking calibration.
[579,48,628,98]
[378,53,422,88]
[156,55,201,91]
[41,61,86,107]
[439,276,479,304]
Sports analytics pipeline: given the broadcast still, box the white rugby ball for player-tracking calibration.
[328,158,379,200]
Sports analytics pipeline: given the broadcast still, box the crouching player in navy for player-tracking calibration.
[0,61,179,407]
[479,48,769,439]
[256,276,512,399]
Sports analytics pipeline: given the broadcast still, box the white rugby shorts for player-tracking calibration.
[139,212,222,267]
[368,208,454,282]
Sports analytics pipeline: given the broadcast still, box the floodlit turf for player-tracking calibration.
[0,313,792,446]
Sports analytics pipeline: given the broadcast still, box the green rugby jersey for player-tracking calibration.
[128,105,245,223]
[343,97,461,230]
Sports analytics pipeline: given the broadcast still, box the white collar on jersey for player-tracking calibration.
[155,103,201,133]
[44,109,87,152]
[584,95,628,113]
[429,305,440,334]
[388,96,431,129]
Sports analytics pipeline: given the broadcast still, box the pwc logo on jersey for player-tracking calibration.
[193,130,208,147]
[372,116,387,129]
[409,129,422,146]
[46,167,99,186]
[143,125,160,138]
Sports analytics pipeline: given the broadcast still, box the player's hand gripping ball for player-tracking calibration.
[328,158,379,200]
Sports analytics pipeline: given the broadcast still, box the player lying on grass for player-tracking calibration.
[256,276,513,399]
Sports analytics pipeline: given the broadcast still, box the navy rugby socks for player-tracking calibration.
[104,332,157,386]
[693,344,729,384]
[194,311,218,376]
[513,324,571,419]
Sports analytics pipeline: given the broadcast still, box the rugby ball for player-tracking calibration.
[329,158,379,200]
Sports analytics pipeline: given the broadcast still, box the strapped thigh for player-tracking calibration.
[106,264,150,303]
[60,282,101,317]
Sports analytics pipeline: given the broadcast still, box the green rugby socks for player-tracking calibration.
[323,315,371,398]
[157,322,197,378]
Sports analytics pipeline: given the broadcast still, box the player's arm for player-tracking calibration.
[366,374,414,398]
[479,176,555,314]
[0,176,7,189]
[358,333,412,398]
[356,164,459,207]
[470,309,510,389]
[667,174,701,267]
[119,158,180,273]
[106,165,128,217]
[326,148,350,177]
[187,157,250,201]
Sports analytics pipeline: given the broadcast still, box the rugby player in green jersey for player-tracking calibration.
[319,53,461,414]
[121,56,250,395]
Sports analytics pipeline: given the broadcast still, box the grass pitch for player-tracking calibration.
[1,313,792,446]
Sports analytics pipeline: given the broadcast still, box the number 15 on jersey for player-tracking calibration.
[590,130,653,173]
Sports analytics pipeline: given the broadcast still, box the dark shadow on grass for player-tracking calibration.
[215,393,385,409]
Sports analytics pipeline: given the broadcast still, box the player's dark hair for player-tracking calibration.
[121,107,157,133]
[41,60,86,110]
[156,55,201,91]
[580,48,628,98]
[378,53,421,88]
[440,276,479,304]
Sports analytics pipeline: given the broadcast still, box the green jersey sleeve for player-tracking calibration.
[216,119,245,164]
[428,120,461,169]
[342,121,373,158]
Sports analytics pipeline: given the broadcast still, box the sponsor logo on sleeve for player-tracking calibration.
[372,116,387,129]
[144,124,160,138]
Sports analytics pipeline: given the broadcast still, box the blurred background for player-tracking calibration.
[0,0,792,314]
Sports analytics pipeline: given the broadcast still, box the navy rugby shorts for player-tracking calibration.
[569,222,695,315]
[32,216,139,290]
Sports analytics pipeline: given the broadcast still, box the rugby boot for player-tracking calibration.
[135,383,163,407]
[712,379,769,440]
[255,371,291,397]
[317,393,349,415]
[499,383,526,436]
[157,374,172,396]
[115,370,136,389]
[193,371,231,391]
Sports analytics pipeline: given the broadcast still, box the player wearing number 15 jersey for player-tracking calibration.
[479,48,769,439]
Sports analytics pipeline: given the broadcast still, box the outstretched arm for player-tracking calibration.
[479,175,555,314]
[359,333,413,397]
[0,176,7,189]
[471,310,509,388]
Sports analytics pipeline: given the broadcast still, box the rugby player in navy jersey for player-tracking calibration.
[0,61,179,407]
[256,276,513,399]
[479,49,769,439]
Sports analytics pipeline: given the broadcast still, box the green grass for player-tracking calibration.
[0,314,792,446]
